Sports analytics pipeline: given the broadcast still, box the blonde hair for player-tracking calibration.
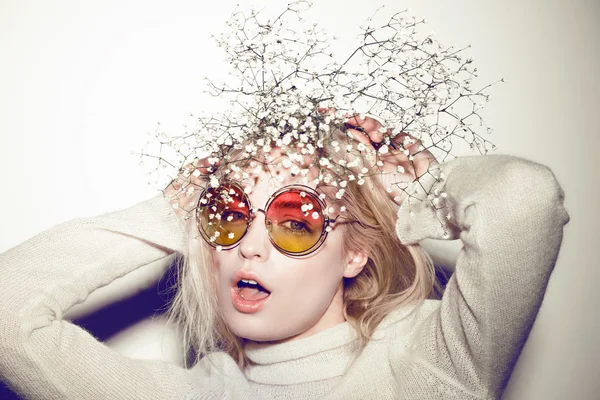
[167,129,437,368]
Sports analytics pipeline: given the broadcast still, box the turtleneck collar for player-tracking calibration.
[242,305,419,385]
[243,320,359,384]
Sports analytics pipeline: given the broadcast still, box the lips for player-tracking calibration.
[231,271,271,313]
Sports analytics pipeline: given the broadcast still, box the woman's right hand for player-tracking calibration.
[343,114,439,206]
[163,158,215,219]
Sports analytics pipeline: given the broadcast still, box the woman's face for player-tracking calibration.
[211,168,365,343]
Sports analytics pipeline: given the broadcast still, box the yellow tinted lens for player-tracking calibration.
[266,189,324,254]
[198,184,249,246]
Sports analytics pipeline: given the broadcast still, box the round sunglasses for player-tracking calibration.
[196,182,352,257]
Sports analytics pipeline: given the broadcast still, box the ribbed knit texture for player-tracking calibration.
[0,155,569,399]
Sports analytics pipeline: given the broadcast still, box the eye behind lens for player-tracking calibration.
[264,186,328,255]
[197,182,251,247]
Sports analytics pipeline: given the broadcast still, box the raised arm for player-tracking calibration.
[0,195,194,399]
[395,154,569,398]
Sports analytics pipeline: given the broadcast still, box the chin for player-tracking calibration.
[227,315,293,342]
[224,309,308,343]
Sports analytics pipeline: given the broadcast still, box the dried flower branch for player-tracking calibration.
[138,1,502,232]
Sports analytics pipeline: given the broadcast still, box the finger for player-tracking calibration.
[193,158,219,176]
[384,144,437,179]
[345,127,376,149]
[379,153,413,177]
[345,115,385,143]
[388,132,416,149]
[318,107,336,114]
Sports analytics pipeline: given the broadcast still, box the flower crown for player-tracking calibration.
[140,1,500,221]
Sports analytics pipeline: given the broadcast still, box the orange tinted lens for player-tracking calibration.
[198,184,249,246]
[266,189,325,254]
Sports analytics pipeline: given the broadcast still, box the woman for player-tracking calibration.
[0,114,569,399]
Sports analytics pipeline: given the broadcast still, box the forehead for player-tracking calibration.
[241,167,318,208]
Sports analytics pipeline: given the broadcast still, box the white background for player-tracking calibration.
[1,0,598,398]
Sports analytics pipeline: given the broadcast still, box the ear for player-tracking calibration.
[343,250,369,278]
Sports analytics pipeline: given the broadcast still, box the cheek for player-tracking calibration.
[212,251,236,303]
[284,252,343,299]
[274,229,346,298]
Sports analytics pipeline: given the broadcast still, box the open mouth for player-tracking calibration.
[237,279,271,301]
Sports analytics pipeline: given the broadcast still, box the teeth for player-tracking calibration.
[240,279,258,285]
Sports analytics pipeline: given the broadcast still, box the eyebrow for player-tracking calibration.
[275,198,306,209]
[274,197,325,215]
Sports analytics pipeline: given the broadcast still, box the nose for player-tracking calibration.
[238,210,270,261]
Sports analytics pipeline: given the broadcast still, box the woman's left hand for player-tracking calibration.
[344,114,439,204]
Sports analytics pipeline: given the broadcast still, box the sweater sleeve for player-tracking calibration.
[0,195,195,399]
[393,155,569,398]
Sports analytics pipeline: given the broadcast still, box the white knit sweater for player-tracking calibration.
[0,155,569,399]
